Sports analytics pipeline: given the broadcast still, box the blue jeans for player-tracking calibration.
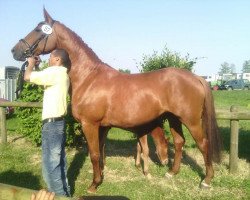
[42,120,70,196]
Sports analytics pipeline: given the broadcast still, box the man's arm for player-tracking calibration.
[24,57,41,82]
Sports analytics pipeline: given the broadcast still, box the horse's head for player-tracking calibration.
[155,136,169,165]
[11,8,57,61]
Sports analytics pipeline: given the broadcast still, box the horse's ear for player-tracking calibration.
[43,7,54,25]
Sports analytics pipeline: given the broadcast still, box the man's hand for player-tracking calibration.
[30,189,55,200]
[27,56,41,68]
[24,56,40,82]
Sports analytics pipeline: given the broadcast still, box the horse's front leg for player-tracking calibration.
[82,122,102,193]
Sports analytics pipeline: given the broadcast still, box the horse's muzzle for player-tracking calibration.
[11,47,26,61]
[161,158,169,165]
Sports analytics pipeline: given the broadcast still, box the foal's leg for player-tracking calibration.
[99,127,109,171]
[135,140,142,168]
[166,117,185,178]
[137,135,151,177]
[136,127,168,175]
[82,122,102,193]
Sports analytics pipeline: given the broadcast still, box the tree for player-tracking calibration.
[219,62,235,75]
[119,68,131,74]
[138,46,196,73]
[230,63,236,73]
[242,60,250,73]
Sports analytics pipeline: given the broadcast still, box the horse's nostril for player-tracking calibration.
[11,48,15,53]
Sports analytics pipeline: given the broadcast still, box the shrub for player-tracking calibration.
[139,46,196,72]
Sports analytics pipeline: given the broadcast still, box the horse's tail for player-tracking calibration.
[199,77,222,164]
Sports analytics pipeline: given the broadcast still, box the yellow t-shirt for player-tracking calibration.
[30,66,69,120]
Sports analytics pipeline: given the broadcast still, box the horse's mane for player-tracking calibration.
[56,21,102,63]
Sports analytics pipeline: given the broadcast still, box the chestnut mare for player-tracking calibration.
[11,9,221,193]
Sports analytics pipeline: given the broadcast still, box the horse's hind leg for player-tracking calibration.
[188,124,214,188]
[166,116,185,178]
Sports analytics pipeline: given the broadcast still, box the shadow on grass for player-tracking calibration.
[0,170,41,190]
[105,137,137,157]
[67,148,87,196]
[220,127,250,162]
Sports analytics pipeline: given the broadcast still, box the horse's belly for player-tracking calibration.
[102,102,164,128]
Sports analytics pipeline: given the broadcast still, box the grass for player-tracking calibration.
[213,90,250,110]
[0,90,250,199]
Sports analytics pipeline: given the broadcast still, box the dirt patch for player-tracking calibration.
[7,134,29,145]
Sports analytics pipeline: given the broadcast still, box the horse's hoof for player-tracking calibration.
[200,180,211,189]
[165,172,173,179]
[87,186,97,194]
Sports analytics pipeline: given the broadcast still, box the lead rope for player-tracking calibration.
[15,61,28,99]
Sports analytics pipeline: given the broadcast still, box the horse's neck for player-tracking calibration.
[55,23,102,73]
[55,23,117,85]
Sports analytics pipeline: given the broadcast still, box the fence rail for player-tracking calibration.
[0,102,42,144]
[0,102,249,174]
[0,183,73,200]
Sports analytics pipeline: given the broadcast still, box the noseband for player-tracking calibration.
[19,21,55,58]
[20,35,48,58]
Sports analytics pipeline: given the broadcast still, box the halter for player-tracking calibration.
[16,21,55,98]
[19,21,55,58]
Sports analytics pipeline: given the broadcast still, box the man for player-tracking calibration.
[24,49,71,196]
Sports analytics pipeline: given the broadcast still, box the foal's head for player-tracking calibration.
[155,137,169,165]
[11,8,57,61]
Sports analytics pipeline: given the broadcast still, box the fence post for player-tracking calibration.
[229,105,239,173]
[0,107,7,144]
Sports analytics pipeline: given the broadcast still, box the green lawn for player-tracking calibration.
[1,90,249,199]
[213,90,250,110]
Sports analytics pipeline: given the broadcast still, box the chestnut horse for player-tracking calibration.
[11,9,221,193]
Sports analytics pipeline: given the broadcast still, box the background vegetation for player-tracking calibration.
[1,90,249,199]
[138,46,197,72]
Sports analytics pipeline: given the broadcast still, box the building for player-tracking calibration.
[0,66,20,101]
[202,72,250,88]
[242,73,250,81]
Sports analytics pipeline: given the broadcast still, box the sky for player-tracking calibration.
[1,0,250,75]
